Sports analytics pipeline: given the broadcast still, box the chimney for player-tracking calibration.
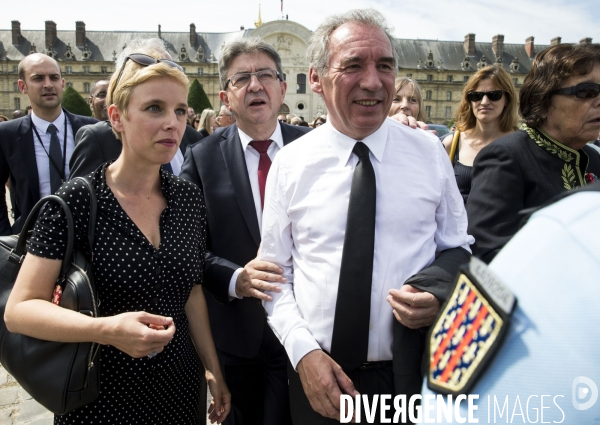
[580,37,593,45]
[11,21,21,46]
[550,37,561,46]
[76,21,86,48]
[45,20,57,49]
[464,33,475,55]
[525,36,535,58]
[492,34,504,59]
[190,23,196,47]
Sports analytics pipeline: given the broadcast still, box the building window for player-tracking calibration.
[12,66,18,73]
[447,75,453,82]
[445,106,452,118]
[83,82,90,93]
[282,73,287,81]
[101,66,107,73]
[296,73,306,94]
[513,78,518,86]
[197,68,204,75]
[446,91,452,101]
[13,82,19,92]
[297,102,305,110]
[406,73,412,78]
[425,105,431,117]
[83,66,90,73]
[426,74,433,82]
[426,90,432,100]
[65,66,72,74]
[66,82,73,88]
[464,76,469,82]
[14,98,20,110]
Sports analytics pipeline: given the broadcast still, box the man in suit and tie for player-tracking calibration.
[69,39,202,178]
[179,38,310,425]
[259,9,473,424]
[0,53,97,235]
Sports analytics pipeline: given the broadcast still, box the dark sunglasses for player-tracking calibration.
[466,90,505,102]
[553,82,600,99]
[112,53,183,98]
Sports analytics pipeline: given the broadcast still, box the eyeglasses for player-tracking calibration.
[112,53,183,97]
[91,91,107,99]
[225,69,281,89]
[466,90,505,102]
[194,119,200,123]
[553,82,600,99]
[315,121,325,127]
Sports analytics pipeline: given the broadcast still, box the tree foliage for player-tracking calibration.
[62,86,92,117]
[188,79,212,114]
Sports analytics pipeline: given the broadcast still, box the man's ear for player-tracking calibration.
[219,91,229,108]
[309,68,323,95]
[17,80,27,95]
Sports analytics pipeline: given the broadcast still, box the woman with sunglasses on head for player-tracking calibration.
[466,43,600,263]
[442,65,518,204]
[5,51,230,424]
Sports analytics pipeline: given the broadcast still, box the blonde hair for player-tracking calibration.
[198,109,216,135]
[107,59,189,140]
[389,77,426,122]
[455,65,518,133]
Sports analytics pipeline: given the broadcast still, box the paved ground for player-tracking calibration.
[1,190,212,424]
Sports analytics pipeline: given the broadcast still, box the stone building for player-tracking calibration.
[0,18,594,124]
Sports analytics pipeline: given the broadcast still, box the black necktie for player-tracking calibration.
[47,124,63,193]
[330,142,376,371]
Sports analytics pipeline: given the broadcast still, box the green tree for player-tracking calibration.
[187,79,212,113]
[62,86,92,117]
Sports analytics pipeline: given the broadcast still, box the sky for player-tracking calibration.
[5,0,598,45]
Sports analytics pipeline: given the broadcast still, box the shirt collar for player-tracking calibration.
[237,121,284,152]
[325,120,388,165]
[31,109,66,135]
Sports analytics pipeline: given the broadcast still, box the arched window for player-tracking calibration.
[296,73,306,94]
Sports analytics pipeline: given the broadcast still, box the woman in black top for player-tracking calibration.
[467,43,600,263]
[442,65,519,203]
[5,52,230,424]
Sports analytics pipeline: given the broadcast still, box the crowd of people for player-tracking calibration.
[1,6,599,425]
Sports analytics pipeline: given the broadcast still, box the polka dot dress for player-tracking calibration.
[28,163,207,424]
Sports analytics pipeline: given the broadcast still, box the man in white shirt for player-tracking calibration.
[259,9,473,424]
[0,53,96,235]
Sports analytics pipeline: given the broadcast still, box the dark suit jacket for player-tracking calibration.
[0,110,97,235]
[179,123,311,358]
[69,121,202,178]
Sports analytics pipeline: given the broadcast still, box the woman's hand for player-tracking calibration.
[99,312,175,358]
[206,369,231,424]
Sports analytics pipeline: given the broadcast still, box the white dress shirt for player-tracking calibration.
[31,110,75,198]
[170,149,184,176]
[259,118,474,369]
[227,123,284,298]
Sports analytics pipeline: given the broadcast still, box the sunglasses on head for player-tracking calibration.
[112,53,183,97]
[553,82,600,99]
[466,90,505,102]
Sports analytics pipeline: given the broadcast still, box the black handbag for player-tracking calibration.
[0,177,100,415]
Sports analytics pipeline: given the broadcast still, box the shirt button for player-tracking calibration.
[369,323,373,330]
[154,283,162,290]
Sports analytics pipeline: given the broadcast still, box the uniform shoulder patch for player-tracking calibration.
[427,257,517,395]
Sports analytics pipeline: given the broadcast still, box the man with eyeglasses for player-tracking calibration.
[70,38,202,178]
[88,80,109,120]
[0,53,97,235]
[180,37,310,425]
[217,105,235,128]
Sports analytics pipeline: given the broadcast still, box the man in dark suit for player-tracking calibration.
[69,44,202,179]
[0,53,97,235]
[179,38,310,425]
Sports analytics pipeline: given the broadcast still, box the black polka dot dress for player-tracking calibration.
[28,163,207,424]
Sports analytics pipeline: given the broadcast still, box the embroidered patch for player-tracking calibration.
[427,257,516,395]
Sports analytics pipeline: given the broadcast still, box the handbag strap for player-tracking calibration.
[73,177,98,250]
[448,131,460,166]
[13,195,75,278]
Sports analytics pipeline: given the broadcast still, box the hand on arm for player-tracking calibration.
[185,285,231,424]
[234,258,285,301]
[297,350,358,421]
[387,285,441,329]
[389,113,429,130]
